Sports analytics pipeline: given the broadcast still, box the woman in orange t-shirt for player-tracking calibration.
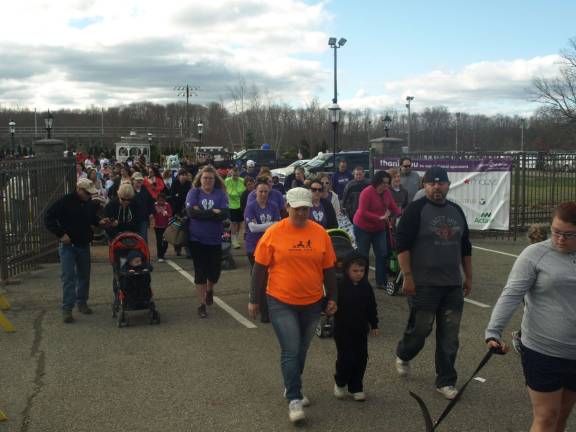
[248,187,337,424]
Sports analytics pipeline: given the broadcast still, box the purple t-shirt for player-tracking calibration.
[185,187,229,245]
[247,188,285,213]
[244,200,281,253]
[309,203,328,228]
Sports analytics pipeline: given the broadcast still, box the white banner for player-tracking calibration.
[374,158,512,231]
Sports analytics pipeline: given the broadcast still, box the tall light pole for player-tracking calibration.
[197,121,204,146]
[520,118,525,152]
[8,120,15,156]
[174,84,199,138]
[455,112,460,152]
[44,110,54,139]
[383,115,392,138]
[328,37,347,104]
[406,96,414,151]
[328,103,341,172]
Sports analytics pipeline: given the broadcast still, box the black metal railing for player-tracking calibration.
[0,157,75,283]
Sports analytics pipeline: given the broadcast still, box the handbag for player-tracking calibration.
[163,216,188,247]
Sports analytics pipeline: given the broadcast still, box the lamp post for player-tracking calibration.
[520,118,525,152]
[197,121,204,146]
[383,115,392,138]
[8,120,15,156]
[405,96,414,151]
[328,37,347,104]
[455,112,460,152]
[328,103,341,172]
[44,110,54,139]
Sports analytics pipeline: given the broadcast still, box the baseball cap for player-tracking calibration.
[286,187,312,208]
[76,178,98,194]
[246,160,256,168]
[131,171,144,181]
[423,166,449,183]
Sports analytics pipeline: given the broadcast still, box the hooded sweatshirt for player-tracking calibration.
[334,251,379,332]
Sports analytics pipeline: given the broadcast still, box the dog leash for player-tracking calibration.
[410,347,506,431]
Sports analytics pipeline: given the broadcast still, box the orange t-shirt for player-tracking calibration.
[254,218,337,305]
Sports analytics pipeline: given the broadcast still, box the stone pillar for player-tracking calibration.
[32,138,66,158]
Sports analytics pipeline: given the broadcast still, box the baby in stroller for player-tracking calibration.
[110,233,160,327]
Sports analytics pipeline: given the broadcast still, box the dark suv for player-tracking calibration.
[233,149,277,168]
[304,151,369,176]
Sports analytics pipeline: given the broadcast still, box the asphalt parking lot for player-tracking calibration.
[1,236,570,432]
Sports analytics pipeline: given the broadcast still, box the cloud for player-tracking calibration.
[342,55,563,115]
[0,0,331,109]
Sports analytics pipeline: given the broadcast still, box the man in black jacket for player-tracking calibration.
[131,171,154,242]
[44,179,110,323]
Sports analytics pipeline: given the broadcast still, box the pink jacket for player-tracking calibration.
[353,185,401,232]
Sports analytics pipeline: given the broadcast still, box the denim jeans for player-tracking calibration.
[353,225,387,286]
[267,295,322,401]
[396,285,464,388]
[139,221,149,242]
[58,244,91,311]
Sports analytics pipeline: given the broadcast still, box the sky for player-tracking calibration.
[0,0,574,116]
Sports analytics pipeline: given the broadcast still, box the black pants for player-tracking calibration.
[154,228,168,259]
[189,241,222,284]
[247,252,269,321]
[334,326,368,393]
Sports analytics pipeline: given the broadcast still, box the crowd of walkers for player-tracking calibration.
[43,152,576,429]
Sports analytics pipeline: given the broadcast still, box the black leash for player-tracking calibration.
[410,347,506,431]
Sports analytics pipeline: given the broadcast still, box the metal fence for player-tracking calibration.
[0,157,75,283]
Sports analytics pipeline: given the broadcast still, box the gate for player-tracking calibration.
[0,157,75,283]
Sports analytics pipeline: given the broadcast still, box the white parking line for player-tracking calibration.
[166,259,257,329]
[369,266,491,308]
[472,246,518,258]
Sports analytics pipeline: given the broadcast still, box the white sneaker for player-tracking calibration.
[436,386,458,400]
[232,237,241,249]
[334,383,347,399]
[288,399,305,423]
[158,258,165,263]
[352,392,366,401]
[283,389,310,406]
[395,356,410,377]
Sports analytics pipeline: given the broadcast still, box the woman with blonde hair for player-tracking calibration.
[186,166,229,318]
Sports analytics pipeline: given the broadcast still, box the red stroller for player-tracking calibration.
[109,232,160,327]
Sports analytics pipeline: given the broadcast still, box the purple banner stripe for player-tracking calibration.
[374,158,513,172]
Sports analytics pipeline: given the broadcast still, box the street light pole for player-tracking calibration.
[406,96,414,151]
[8,120,15,156]
[44,110,54,139]
[174,84,199,137]
[328,37,347,104]
[520,118,525,152]
[328,103,341,172]
[198,121,204,146]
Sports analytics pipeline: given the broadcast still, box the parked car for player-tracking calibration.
[303,151,370,177]
[233,149,277,168]
[271,159,309,184]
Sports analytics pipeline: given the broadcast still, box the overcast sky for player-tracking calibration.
[0,0,574,116]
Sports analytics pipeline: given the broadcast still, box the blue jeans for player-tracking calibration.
[396,285,464,387]
[353,225,387,286]
[139,221,149,242]
[267,296,322,401]
[58,244,91,311]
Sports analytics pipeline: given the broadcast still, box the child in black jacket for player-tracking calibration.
[333,251,379,401]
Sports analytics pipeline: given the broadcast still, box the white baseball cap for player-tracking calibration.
[286,187,312,208]
[246,160,256,168]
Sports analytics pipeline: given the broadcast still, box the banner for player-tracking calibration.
[374,158,513,231]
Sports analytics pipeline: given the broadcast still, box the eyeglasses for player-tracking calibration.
[551,229,576,239]
[310,187,323,192]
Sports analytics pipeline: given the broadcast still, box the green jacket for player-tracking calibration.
[225,177,246,210]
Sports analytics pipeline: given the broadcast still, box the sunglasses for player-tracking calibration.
[551,229,576,239]
[310,187,323,192]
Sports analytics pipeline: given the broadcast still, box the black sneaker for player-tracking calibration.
[198,304,207,318]
[205,290,214,306]
[77,304,93,315]
[62,310,74,323]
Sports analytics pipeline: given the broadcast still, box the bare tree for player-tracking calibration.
[533,38,576,125]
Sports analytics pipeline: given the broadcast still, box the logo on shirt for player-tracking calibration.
[259,213,273,223]
[201,199,214,210]
[291,239,313,250]
[430,216,460,242]
[311,210,324,222]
